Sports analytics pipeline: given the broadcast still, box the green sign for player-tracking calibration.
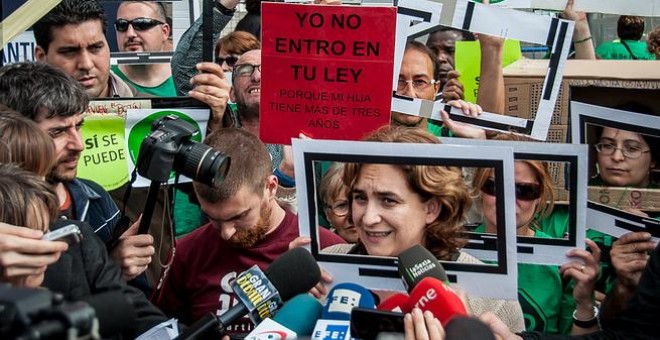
[77,115,128,191]
[455,40,522,103]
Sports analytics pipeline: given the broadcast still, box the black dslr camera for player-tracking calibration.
[136,115,230,186]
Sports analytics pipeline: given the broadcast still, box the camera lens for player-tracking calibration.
[177,142,230,186]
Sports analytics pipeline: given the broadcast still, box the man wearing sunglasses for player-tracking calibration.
[111,1,177,97]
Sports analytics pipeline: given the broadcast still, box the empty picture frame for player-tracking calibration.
[571,101,660,242]
[392,0,574,140]
[293,138,518,300]
[441,137,588,265]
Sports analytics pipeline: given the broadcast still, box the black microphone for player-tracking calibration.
[397,245,448,292]
[176,247,322,339]
[445,317,496,340]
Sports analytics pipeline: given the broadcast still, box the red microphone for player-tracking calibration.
[408,277,467,326]
[377,293,411,313]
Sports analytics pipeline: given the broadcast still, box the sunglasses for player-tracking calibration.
[115,18,164,32]
[481,178,542,201]
[216,55,240,68]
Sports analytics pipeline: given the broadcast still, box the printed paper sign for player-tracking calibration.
[392,0,573,140]
[260,3,395,145]
[125,108,209,187]
[571,101,660,240]
[455,40,522,103]
[75,100,152,190]
[77,115,128,191]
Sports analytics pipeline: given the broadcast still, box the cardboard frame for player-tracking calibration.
[441,137,588,265]
[293,138,518,300]
[392,0,574,140]
[101,0,184,65]
[571,101,660,242]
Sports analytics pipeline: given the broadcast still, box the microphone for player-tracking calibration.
[377,293,410,313]
[311,283,376,340]
[445,317,496,340]
[397,245,448,292]
[408,277,467,326]
[176,247,321,339]
[322,282,376,320]
[273,294,322,336]
[244,318,296,340]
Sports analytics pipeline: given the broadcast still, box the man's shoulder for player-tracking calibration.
[68,177,111,200]
[176,223,216,251]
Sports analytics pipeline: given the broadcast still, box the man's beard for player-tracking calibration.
[236,98,260,125]
[46,153,79,184]
[226,201,273,249]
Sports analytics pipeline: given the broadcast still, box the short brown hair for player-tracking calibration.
[0,163,59,231]
[617,15,645,41]
[0,106,56,177]
[193,128,271,203]
[343,125,471,260]
[648,26,660,58]
[215,31,261,58]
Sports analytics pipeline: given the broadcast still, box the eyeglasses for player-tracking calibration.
[595,142,651,159]
[216,55,240,68]
[115,18,164,32]
[327,200,349,217]
[233,64,261,78]
[481,178,542,201]
[396,78,437,92]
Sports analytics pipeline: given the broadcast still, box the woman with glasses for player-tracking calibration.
[323,125,526,333]
[592,127,657,188]
[319,163,358,243]
[587,125,659,326]
[472,133,601,335]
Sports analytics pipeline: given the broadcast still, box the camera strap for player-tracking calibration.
[107,169,140,250]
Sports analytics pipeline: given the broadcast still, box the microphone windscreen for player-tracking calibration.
[83,291,136,338]
[264,247,321,301]
[445,317,496,340]
[322,283,376,320]
[377,293,410,313]
[408,277,467,326]
[397,245,448,292]
[273,294,322,336]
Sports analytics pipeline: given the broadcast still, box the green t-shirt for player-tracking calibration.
[110,65,178,97]
[427,119,454,137]
[474,224,575,334]
[596,40,656,60]
[539,205,616,294]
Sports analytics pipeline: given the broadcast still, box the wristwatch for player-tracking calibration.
[215,1,236,15]
[572,306,599,328]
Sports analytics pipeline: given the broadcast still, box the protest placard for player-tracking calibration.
[293,138,518,299]
[455,40,522,103]
[393,0,573,141]
[260,3,395,145]
[125,108,209,187]
[571,101,660,240]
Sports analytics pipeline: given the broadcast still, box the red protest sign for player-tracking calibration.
[260,3,395,145]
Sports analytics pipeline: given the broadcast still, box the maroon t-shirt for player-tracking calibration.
[156,209,344,334]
